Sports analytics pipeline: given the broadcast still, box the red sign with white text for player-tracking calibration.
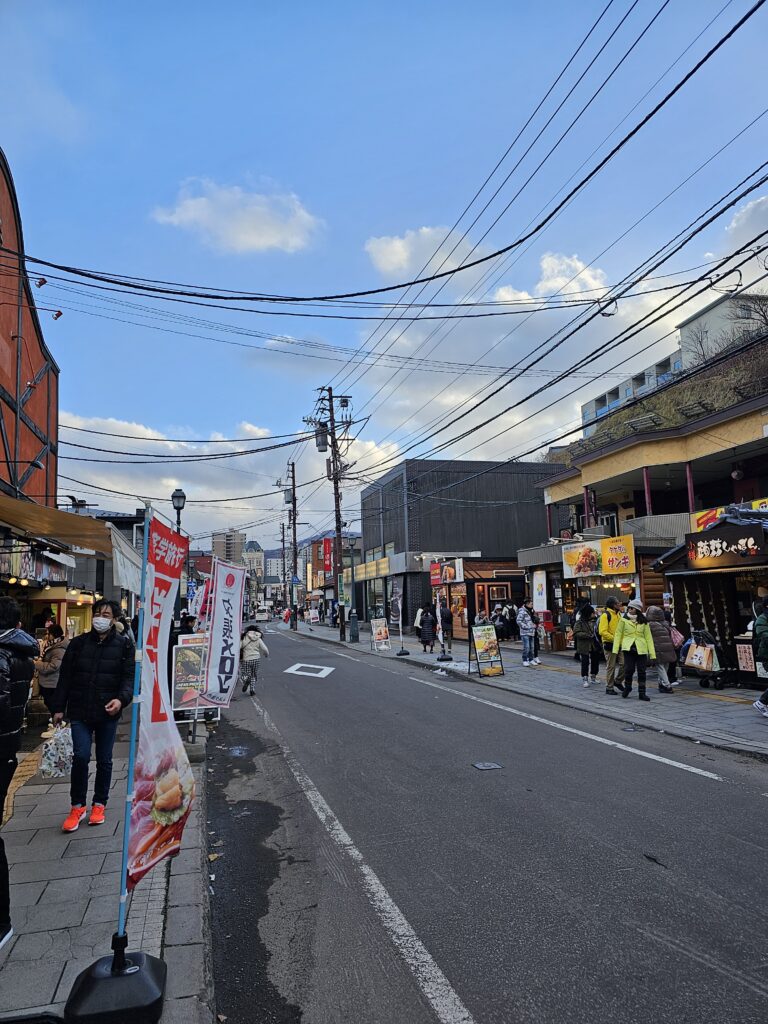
[323,537,333,574]
[127,517,195,889]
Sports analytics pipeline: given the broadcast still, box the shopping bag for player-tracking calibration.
[684,644,714,671]
[670,627,685,649]
[40,725,74,779]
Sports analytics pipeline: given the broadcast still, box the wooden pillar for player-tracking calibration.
[643,466,653,516]
[685,461,695,513]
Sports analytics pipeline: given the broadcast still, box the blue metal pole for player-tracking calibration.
[116,503,151,938]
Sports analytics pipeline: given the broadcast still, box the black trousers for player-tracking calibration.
[0,756,17,926]
[580,650,600,677]
[623,649,648,690]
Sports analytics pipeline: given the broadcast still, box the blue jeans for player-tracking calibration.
[70,718,119,807]
[522,635,535,661]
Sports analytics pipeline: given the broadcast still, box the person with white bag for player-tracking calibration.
[0,597,39,951]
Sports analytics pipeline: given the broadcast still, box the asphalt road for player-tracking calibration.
[208,626,768,1024]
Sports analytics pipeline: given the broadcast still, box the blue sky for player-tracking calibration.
[2,1,767,543]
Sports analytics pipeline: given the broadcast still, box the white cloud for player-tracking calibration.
[534,253,608,297]
[152,179,322,254]
[724,194,768,253]
[365,226,476,278]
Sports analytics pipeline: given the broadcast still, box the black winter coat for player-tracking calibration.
[0,628,38,758]
[420,612,437,645]
[54,628,134,724]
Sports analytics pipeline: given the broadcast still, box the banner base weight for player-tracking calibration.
[64,947,166,1024]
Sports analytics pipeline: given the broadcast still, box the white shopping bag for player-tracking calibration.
[40,724,74,779]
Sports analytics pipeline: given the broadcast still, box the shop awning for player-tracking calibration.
[0,492,112,553]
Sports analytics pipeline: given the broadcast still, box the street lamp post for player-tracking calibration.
[171,489,186,621]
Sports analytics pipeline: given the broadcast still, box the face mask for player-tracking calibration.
[627,609,638,619]
[92,616,112,633]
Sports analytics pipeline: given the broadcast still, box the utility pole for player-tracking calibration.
[290,461,298,631]
[309,386,351,642]
[280,521,288,609]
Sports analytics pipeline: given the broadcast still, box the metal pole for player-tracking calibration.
[326,387,346,642]
[685,461,696,513]
[643,466,653,516]
[291,461,298,630]
[115,503,151,947]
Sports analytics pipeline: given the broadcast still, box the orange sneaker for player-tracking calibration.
[62,806,87,832]
[88,803,106,827]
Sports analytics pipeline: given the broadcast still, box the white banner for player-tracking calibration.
[110,525,143,596]
[127,516,195,889]
[532,570,547,612]
[198,559,246,709]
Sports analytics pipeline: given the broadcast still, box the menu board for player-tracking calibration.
[471,624,504,678]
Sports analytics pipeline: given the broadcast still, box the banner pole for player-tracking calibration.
[115,503,151,952]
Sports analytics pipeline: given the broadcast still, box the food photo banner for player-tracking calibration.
[561,535,636,579]
[127,516,195,889]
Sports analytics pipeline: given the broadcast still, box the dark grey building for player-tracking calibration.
[358,459,564,624]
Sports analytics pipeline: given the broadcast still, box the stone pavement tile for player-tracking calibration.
[160,994,213,1024]
[0,959,65,1012]
[167,871,204,908]
[1,827,37,848]
[54,956,109,1004]
[1,812,63,832]
[169,847,202,876]
[63,833,123,857]
[13,782,52,794]
[9,880,46,907]
[83,894,127,925]
[12,899,86,933]
[11,853,105,884]
[102,850,123,873]
[9,920,116,962]
[40,870,122,902]
[12,789,52,805]
[180,824,201,851]
[7,832,71,863]
[10,793,70,813]
[164,905,203,946]
[163,944,205,999]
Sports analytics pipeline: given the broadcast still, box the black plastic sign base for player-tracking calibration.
[64,952,166,1024]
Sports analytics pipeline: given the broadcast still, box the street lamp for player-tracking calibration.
[171,488,186,534]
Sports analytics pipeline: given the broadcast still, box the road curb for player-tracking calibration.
[292,627,768,762]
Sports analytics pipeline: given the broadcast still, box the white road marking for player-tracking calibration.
[251,697,477,1024]
[284,663,335,678]
[407,677,724,782]
[331,651,363,662]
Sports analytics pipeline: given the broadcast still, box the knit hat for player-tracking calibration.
[627,599,643,611]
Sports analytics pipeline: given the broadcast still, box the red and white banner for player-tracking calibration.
[189,576,210,627]
[198,558,246,709]
[323,537,333,574]
[127,517,195,889]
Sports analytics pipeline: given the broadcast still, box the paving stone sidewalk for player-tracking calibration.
[0,729,214,1022]
[291,621,768,757]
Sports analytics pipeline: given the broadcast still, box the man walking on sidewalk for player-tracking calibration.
[0,597,39,950]
[598,597,624,695]
[53,600,134,832]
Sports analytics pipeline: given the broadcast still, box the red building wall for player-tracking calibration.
[0,148,59,506]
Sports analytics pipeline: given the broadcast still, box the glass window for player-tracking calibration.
[625,387,632,397]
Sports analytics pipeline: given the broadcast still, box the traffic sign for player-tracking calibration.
[291,574,302,585]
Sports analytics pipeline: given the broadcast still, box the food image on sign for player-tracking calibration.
[371,617,391,648]
[129,742,195,884]
[172,639,207,710]
[472,624,504,677]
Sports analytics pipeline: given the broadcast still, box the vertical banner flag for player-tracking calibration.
[435,591,444,647]
[198,559,246,709]
[323,537,333,574]
[128,516,195,889]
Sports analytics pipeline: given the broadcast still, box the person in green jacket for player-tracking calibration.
[612,599,656,702]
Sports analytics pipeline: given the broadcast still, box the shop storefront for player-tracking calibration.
[654,515,768,686]
[429,558,525,641]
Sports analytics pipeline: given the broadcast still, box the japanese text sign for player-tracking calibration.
[199,559,246,709]
[685,525,767,570]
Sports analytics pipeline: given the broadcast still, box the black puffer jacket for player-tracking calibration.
[0,628,39,758]
[53,627,134,724]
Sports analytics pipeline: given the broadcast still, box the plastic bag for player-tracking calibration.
[40,724,74,779]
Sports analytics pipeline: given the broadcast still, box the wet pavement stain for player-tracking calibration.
[208,718,302,1023]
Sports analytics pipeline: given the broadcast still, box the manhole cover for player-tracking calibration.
[473,762,503,770]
